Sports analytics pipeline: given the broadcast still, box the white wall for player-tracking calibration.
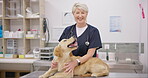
[45,0,148,73]
[45,0,141,43]
[139,0,148,73]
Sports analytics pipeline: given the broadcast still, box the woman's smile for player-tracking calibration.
[73,8,88,27]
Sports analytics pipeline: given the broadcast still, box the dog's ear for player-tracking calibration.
[53,45,63,57]
[69,52,73,57]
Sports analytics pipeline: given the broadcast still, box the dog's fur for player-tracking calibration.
[39,37,109,78]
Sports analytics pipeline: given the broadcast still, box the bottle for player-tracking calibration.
[0,46,3,53]
[0,25,2,38]
[106,51,109,61]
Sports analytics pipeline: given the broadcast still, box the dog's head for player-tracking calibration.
[54,36,78,57]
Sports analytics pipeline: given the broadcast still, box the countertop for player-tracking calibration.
[0,58,38,64]
[0,58,38,71]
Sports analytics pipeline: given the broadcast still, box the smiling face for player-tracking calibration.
[58,37,78,52]
[73,8,88,27]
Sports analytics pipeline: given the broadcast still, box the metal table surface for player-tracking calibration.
[32,60,143,73]
[20,71,148,78]
[33,60,51,71]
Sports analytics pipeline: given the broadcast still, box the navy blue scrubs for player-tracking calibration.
[59,24,102,57]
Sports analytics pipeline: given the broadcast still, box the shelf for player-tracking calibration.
[25,38,39,39]
[0,0,45,61]
[4,38,23,39]
[4,17,23,19]
[30,0,39,3]
[40,52,52,55]
[8,0,18,3]
[25,17,40,19]
[40,56,52,58]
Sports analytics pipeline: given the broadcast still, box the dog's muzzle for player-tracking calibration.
[67,39,78,48]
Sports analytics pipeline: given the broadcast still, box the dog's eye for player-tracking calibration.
[63,40,67,42]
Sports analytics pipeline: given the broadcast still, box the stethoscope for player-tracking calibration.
[68,25,90,46]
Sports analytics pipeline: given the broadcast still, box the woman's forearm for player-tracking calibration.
[79,48,96,64]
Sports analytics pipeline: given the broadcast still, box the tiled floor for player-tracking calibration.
[20,71,148,78]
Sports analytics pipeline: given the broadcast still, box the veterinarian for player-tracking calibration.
[51,3,102,74]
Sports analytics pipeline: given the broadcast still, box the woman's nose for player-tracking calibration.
[78,14,82,17]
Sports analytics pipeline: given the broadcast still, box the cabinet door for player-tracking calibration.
[24,0,45,55]
[3,19,24,57]
[1,0,45,58]
[4,0,23,18]
[1,0,24,58]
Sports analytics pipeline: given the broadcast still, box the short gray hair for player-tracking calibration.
[72,3,88,13]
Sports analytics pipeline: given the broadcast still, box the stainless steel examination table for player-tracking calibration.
[20,60,147,78]
[20,71,148,78]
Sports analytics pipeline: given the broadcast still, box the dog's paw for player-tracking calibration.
[91,74,98,77]
[39,75,47,78]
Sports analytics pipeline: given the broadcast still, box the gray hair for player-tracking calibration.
[72,3,88,13]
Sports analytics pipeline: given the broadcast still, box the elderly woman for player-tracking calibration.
[52,3,102,73]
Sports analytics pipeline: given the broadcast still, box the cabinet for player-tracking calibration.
[0,0,45,58]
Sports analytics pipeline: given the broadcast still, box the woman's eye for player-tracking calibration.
[63,40,67,42]
[75,12,79,14]
[81,12,85,14]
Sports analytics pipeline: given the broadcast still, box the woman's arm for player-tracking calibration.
[63,48,96,73]
[50,60,58,69]
[79,48,96,64]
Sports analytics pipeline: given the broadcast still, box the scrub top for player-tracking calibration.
[59,24,102,57]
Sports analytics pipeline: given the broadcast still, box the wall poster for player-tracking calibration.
[110,16,121,32]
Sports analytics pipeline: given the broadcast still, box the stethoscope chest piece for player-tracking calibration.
[85,41,89,46]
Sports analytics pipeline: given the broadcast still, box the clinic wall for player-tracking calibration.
[139,0,148,73]
[45,0,141,43]
[45,0,148,73]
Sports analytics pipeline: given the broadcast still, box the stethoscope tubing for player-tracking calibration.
[68,25,90,46]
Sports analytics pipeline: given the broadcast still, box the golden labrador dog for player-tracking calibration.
[39,37,109,78]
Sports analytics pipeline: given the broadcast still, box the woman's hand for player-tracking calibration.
[63,60,78,73]
[50,61,58,69]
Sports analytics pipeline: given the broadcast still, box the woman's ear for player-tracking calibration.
[53,45,63,57]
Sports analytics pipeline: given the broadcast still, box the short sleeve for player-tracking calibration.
[58,28,67,42]
[88,28,102,50]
